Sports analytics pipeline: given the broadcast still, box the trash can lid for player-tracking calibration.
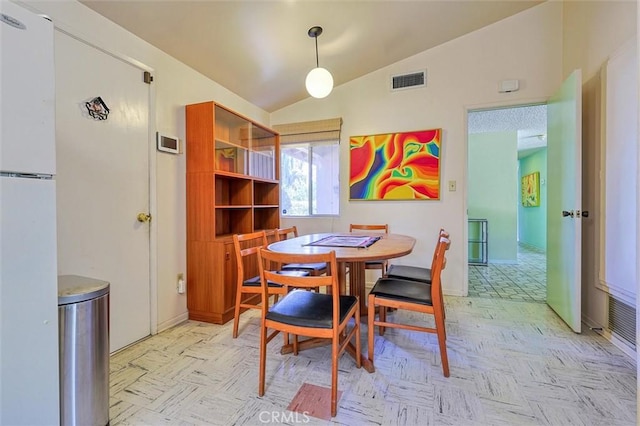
[58,275,110,305]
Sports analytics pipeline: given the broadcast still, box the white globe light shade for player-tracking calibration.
[305,67,334,98]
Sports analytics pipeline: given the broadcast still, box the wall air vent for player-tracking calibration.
[391,70,426,91]
[608,295,636,349]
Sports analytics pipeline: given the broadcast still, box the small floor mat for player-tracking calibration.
[287,382,343,421]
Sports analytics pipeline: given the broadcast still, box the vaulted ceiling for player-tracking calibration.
[80,0,544,112]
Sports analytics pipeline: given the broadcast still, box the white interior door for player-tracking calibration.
[55,32,151,352]
[546,69,582,333]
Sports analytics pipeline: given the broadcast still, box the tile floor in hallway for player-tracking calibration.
[468,243,547,303]
[109,296,636,426]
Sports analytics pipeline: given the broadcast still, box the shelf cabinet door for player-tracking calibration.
[186,241,226,322]
[250,125,276,179]
[215,145,249,175]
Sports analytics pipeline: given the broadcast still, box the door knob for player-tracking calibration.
[137,213,152,223]
[562,210,574,217]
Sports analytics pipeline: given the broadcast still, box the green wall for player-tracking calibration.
[518,149,547,250]
[468,132,518,263]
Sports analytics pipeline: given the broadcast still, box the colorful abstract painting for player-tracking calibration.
[349,128,441,200]
[521,171,540,207]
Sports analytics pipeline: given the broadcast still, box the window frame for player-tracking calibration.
[280,139,340,218]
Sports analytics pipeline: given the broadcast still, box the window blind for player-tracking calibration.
[274,118,342,144]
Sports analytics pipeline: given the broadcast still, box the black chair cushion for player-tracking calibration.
[365,260,384,267]
[281,262,327,272]
[266,289,358,329]
[276,270,311,277]
[370,277,433,306]
[386,264,431,284]
[243,270,309,287]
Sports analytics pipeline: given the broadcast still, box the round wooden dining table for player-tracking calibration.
[268,232,416,372]
[268,232,416,312]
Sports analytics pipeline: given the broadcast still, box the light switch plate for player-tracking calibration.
[448,180,456,191]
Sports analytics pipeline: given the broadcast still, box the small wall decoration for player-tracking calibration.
[521,171,540,207]
[85,96,110,120]
[349,128,441,200]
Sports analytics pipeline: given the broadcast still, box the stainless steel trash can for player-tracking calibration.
[58,275,110,426]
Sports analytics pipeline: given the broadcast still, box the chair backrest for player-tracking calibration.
[257,249,340,313]
[233,230,269,283]
[431,228,450,268]
[350,224,388,234]
[430,236,451,299]
[275,226,299,241]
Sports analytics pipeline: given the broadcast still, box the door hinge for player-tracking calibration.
[143,71,153,84]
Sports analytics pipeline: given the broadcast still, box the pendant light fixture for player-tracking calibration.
[305,26,333,99]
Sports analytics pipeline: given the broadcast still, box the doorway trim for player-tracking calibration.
[463,96,549,297]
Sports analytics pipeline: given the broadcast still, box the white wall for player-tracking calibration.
[273,2,563,295]
[24,0,271,330]
[601,39,637,307]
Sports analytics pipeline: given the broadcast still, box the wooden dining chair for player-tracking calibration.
[349,224,389,276]
[275,226,328,276]
[386,228,449,284]
[367,236,451,377]
[231,230,308,339]
[257,248,361,417]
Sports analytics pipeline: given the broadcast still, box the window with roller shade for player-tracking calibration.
[274,118,342,217]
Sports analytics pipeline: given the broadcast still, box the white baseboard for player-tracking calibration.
[583,315,636,360]
[156,312,189,334]
[608,332,637,359]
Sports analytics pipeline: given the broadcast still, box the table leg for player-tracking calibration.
[337,261,347,295]
[349,261,369,316]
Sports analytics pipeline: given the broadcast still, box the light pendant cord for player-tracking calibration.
[305,26,333,99]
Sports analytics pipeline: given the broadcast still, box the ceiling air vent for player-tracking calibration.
[391,70,426,91]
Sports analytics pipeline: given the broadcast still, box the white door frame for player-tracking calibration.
[51,24,158,336]
[463,97,549,297]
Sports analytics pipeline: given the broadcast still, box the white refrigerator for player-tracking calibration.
[0,1,60,424]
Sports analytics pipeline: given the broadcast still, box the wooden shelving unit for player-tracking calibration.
[186,101,280,324]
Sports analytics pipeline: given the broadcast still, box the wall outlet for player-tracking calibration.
[177,273,185,294]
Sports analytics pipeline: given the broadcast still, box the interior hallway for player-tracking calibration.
[469,243,546,303]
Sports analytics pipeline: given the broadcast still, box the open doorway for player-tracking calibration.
[467,104,547,302]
